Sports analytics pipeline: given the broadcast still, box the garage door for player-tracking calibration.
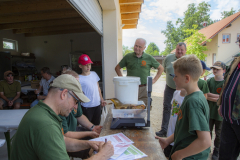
[68,0,103,35]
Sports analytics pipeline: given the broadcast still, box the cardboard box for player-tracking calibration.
[31,80,40,89]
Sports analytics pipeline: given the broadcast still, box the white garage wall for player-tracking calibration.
[26,32,101,75]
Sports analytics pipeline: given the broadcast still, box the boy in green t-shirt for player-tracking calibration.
[156,55,211,160]
[207,61,226,160]
[198,61,210,99]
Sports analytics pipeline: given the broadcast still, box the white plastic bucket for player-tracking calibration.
[113,76,140,104]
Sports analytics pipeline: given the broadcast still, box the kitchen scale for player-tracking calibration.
[110,76,152,129]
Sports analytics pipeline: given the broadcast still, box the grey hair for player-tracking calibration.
[136,38,147,47]
[177,42,186,49]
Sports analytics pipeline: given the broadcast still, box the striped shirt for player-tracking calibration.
[221,67,240,125]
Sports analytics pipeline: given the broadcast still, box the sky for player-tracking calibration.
[122,0,240,52]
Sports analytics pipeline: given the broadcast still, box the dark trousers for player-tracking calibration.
[81,105,101,125]
[161,85,176,131]
[219,120,240,160]
[209,119,222,151]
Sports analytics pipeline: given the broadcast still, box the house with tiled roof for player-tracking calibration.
[171,11,240,66]
[202,11,240,66]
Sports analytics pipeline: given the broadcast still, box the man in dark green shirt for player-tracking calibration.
[0,71,22,109]
[115,38,164,105]
[11,74,114,160]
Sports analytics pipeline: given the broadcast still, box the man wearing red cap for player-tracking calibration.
[78,54,106,126]
[0,70,22,109]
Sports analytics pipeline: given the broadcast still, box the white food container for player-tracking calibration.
[112,101,147,119]
[113,76,140,104]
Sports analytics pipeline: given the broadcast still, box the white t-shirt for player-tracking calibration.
[167,90,185,146]
[79,71,100,108]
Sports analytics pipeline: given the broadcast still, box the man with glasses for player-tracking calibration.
[61,70,102,159]
[0,70,23,109]
[11,74,114,160]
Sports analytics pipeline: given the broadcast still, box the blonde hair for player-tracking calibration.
[62,70,79,78]
[173,55,202,81]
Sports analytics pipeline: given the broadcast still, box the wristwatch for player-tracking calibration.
[90,125,95,131]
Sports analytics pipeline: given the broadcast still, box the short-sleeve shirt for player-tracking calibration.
[79,71,100,108]
[169,91,210,160]
[167,90,185,146]
[59,102,83,133]
[207,77,224,121]
[198,79,209,94]
[0,80,21,98]
[10,101,69,160]
[163,54,177,89]
[40,75,55,96]
[119,52,160,85]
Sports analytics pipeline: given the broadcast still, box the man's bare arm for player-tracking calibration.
[12,92,20,102]
[115,64,123,76]
[152,64,164,84]
[0,92,9,102]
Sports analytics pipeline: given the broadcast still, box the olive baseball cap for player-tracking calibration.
[210,61,226,70]
[4,70,13,77]
[50,74,90,103]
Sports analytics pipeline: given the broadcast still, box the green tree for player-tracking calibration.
[161,2,213,56]
[221,8,236,19]
[161,21,182,56]
[184,25,212,60]
[3,42,11,49]
[122,45,133,56]
[145,42,160,56]
[177,2,212,32]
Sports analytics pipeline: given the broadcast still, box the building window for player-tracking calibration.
[222,34,230,43]
[3,38,18,51]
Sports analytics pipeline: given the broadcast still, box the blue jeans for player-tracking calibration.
[30,99,39,108]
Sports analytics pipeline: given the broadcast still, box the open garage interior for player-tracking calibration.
[0,0,103,80]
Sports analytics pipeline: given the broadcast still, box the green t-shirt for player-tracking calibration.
[59,102,83,133]
[198,79,209,94]
[169,91,210,160]
[11,101,69,160]
[163,54,177,89]
[0,80,21,98]
[207,77,224,121]
[119,52,160,85]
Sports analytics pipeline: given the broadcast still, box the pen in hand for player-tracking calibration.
[105,138,107,145]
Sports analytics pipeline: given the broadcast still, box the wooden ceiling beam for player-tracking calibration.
[120,5,141,14]
[0,9,80,24]
[122,24,137,29]
[121,13,139,20]
[13,24,91,34]
[0,18,86,30]
[122,19,138,25]
[25,28,95,37]
[0,0,72,15]
[119,0,144,5]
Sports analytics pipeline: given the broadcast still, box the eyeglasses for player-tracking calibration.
[59,89,80,104]
[68,91,80,105]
